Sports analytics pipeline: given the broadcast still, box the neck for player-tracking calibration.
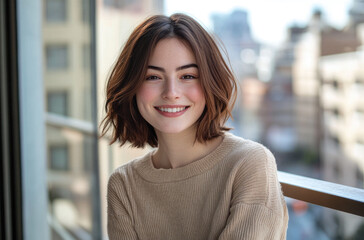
[153,128,223,169]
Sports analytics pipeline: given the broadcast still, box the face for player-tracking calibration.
[136,38,206,136]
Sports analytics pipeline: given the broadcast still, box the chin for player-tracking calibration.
[155,125,193,135]
[158,129,187,134]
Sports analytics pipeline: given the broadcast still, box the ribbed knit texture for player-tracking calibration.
[107,133,289,240]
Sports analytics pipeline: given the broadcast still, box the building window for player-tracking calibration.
[331,135,341,147]
[46,44,69,70]
[83,136,93,171]
[333,161,341,179]
[82,0,90,23]
[354,78,364,94]
[83,44,90,69]
[332,79,340,89]
[47,91,68,116]
[104,0,140,9]
[357,167,364,188]
[49,145,69,171]
[46,0,67,22]
[353,109,364,127]
[353,141,364,159]
[332,108,340,118]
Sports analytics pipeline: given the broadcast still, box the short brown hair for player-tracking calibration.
[101,13,237,148]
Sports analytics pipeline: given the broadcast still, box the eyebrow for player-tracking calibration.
[147,63,198,72]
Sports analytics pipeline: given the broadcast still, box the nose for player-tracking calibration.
[162,78,180,100]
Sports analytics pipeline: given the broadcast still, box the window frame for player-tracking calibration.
[0,0,23,239]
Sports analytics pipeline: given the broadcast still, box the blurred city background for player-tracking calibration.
[38,0,364,239]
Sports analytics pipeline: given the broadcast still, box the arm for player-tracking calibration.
[218,203,287,240]
[107,172,139,240]
[218,146,288,240]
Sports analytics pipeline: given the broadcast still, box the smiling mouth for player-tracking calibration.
[155,106,189,113]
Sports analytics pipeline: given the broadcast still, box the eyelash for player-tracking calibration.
[145,74,198,81]
[181,74,197,80]
[145,75,161,81]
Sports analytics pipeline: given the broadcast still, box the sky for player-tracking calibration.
[165,0,353,46]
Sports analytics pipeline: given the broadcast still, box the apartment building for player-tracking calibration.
[43,0,95,236]
[293,9,360,153]
[319,23,364,237]
[262,26,303,155]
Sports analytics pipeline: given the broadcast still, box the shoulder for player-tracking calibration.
[224,133,281,204]
[107,151,152,189]
[223,133,276,170]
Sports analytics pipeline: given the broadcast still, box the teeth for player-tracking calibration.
[158,107,186,113]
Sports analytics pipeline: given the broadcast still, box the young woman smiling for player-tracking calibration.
[102,13,288,240]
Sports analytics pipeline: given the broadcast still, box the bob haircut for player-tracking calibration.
[101,13,237,148]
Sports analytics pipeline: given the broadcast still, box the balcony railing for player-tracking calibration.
[278,171,364,216]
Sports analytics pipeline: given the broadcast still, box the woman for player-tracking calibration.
[102,13,288,240]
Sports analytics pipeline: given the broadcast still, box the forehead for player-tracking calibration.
[148,38,196,66]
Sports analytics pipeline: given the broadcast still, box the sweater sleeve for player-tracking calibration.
[107,171,139,240]
[218,203,287,240]
[218,146,288,240]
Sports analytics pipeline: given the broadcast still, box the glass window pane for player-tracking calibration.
[43,0,99,238]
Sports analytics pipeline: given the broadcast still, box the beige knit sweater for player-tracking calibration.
[107,133,288,240]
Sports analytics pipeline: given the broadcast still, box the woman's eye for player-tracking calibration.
[181,75,197,80]
[146,75,160,81]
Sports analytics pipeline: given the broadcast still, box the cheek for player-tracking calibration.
[187,85,206,107]
[136,84,157,106]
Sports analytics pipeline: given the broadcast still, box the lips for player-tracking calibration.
[156,106,188,113]
[154,105,190,117]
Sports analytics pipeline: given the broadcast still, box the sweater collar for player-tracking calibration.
[134,133,239,183]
